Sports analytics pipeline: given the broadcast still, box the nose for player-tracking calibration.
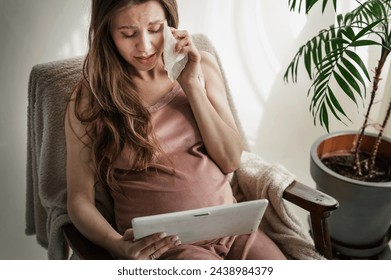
[137,31,153,53]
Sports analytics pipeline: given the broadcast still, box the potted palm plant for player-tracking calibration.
[284,0,391,258]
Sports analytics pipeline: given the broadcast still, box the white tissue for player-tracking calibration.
[163,21,188,82]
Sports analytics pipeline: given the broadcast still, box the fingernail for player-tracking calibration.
[159,232,167,238]
[175,240,181,246]
[171,235,179,241]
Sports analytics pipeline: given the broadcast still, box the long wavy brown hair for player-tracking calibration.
[73,0,179,190]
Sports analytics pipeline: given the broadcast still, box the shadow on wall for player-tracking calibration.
[0,0,89,68]
[0,0,90,259]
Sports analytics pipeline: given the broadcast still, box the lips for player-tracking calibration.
[136,53,156,64]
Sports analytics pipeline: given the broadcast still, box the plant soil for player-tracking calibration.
[322,153,391,183]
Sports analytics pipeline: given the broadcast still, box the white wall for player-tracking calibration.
[0,0,389,259]
[0,0,90,259]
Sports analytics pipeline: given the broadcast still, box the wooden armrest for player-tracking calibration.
[283,181,338,213]
[63,224,114,260]
[283,181,339,259]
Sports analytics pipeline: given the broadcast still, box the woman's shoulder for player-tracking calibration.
[199,50,222,77]
[65,81,93,145]
[199,50,218,67]
[66,79,93,130]
[199,50,224,88]
[68,78,92,110]
[71,78,91,99]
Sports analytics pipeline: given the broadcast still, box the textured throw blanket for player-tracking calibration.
[25,34,323,260]
[26,56,83,259]
[233,152,324,260]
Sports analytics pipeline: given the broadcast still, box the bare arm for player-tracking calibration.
[174,30,243,173]
[65,87,119,250]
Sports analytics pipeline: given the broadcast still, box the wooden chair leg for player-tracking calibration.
[283,181,338,259]
[309,211,333,259]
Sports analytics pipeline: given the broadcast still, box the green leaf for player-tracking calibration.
[337,14,344,26]
[317,37,324,64]
[330,27,339,51]
[324,32,331,54]
[336,63,362,97]
[321,0,335,13]
[354,20,383,40]
[304,45,313,77]
[310,68,333,111]
[320,104,330,132]
[340,56,367,95]
[317,59,335,76]
[370,1,383,18]
[312,38,319,68]
[329,37,350,45]
[350,39,381,47]
[312,73,329,95]
[321,52,339,66]
[345,50,371,80]
[344,26,355,40]
[294,56,300,81]
[306,0,320,13]
[327,86,351,121]
[325,93,342,122]
[311,80,328,109]
[314,79,329,98]
[333,71,358,106]
[322,0,327,13]
[292,0,304,13]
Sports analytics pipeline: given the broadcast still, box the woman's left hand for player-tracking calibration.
[170,28,202,86]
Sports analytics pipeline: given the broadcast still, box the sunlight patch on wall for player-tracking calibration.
[287,10,307,38]
[57,29,87,59]
[55,1,90,60]
[228,0,313,147]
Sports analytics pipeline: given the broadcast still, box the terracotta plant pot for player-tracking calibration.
[310,131,391,257]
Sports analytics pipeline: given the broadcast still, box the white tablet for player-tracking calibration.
[131,199,268,244]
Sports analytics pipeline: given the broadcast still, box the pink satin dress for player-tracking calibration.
[110,85,285,260]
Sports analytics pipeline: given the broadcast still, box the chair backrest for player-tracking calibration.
[26,34,247,251]
[26,56,84,248]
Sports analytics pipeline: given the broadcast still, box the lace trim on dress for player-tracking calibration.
[147,84,182,113]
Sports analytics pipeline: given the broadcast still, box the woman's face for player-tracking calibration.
[110,1,166,72]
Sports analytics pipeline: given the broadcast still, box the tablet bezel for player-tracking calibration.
[131,199,268,244]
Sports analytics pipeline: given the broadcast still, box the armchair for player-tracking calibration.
[26,34,338,260]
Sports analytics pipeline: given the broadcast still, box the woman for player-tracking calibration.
[65,0,286,260]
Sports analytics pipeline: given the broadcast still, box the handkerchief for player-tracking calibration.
[163,21,188,82]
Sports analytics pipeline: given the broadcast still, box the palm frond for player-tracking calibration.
[288,0,336,13]
[284,0,391,130]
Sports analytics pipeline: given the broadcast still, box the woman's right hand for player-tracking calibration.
[114,229,181,260]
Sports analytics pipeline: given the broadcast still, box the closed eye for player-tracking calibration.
[122,32,136,39]
[121,24,162,39]
[148,24,163,34]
